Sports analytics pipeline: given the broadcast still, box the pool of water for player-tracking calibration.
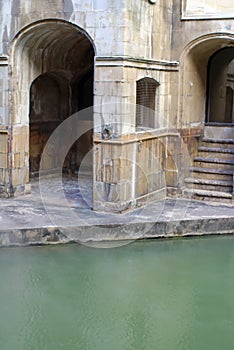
[0,236,234,350]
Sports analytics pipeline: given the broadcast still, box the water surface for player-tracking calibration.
[0,236,234,350]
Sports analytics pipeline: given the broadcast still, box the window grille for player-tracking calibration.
[136,77,159,130]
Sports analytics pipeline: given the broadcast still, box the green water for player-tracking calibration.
[0,237,234,350]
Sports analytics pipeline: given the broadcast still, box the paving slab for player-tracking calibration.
[0,177,233,247]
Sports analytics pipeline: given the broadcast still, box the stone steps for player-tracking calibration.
[198,146,234,154]
[193,156,234,171]
[201,138,234,149]
[184,136,233,204]
[185,177,233,192]
[190,167,233,180]
[194,156,234,164]
[184,188,233,204]
[198,146,234,158]
[189,168,233,183]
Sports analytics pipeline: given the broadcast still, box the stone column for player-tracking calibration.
[93,58,136,212]
[0,56,10,197]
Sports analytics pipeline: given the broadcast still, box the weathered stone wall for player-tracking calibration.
[0,0,233,208]
[0,0,128,57]
[123,0,173,60]
[93,129,185,212]
[172,0,234,59]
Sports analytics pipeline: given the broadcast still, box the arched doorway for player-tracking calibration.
[180,38,234,202]
[11,19,95,185]
[206,47,234,124]
[29,72,66,174]
[179,34,234,132]
[29,68,94,176]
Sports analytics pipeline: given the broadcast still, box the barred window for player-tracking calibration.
[136,77,159,130]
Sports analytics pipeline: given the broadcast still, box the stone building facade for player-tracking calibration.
[0,0,233,211]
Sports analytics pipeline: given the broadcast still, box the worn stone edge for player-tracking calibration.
[0,217,233,247]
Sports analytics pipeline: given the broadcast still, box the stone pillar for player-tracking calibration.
[93,139,136,212]
[0,130,9,197]
[92,57,180,212]
[0,56,10,197]
[93,58,135,212]
[10,125,30,195]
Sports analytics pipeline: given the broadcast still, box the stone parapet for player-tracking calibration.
[93,130,182,212]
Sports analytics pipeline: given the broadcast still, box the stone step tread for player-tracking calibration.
[194,156,234,165]
[190,167,233,175]
[198,146,234,154]
[184,188,233,199]
[185,177,233,186]
[202,138,234,144]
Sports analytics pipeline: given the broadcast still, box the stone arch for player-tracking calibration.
[8,19,95,187]
[179,33,234,129]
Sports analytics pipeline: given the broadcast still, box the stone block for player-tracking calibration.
[13,152,27,169]
[93,0,110,11]
[0,152,7,168]
[95,66,124,82]
[112,160,121,183]
[0,168,9,185]
[147,173,157,193]
[12,167,28,187]
[165,170,179,187]
[93,181,109,202]
[117,181,132,202]
[0,133,8,153]
[165,155,178,172]
[147,172,165,193]
[12,126,29,153]
[108,183,119,202]
[135,171,148,198]
[103,164,112,183]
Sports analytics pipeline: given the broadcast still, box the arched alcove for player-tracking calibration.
[179,34,234,129]
[206,47,234,124]
[10,19,95,182]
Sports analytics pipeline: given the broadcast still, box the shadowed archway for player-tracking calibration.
[206,47,234,124]
[10,19,95,185]
[179,33,234,130]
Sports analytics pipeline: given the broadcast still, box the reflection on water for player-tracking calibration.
[0,237,234,350]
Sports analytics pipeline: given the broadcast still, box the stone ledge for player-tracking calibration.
[95,56,179,71]
[0,217,233,247]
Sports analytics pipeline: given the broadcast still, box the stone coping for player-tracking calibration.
[0,216,233,247]
[94,129,180,144]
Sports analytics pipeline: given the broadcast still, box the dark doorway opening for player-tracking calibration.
[206,47,234,124]
[29,69,94,177]
[28,24,95,178]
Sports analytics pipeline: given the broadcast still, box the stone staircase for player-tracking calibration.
[184,137,234,204]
